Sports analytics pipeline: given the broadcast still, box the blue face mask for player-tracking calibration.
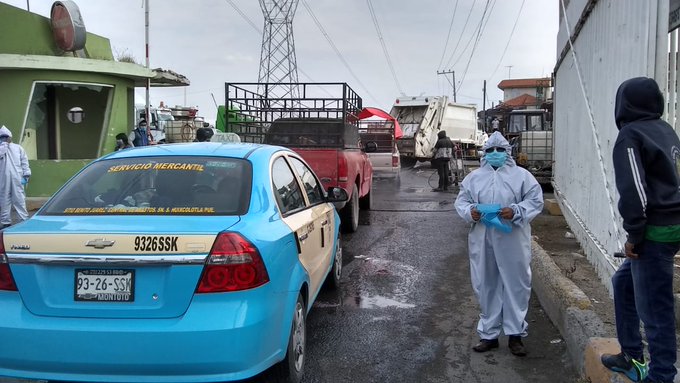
[485,151,507,167]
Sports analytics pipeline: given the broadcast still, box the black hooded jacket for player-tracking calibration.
[613,77,680,244]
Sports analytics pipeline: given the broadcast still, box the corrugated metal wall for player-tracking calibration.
[553,0,668,293]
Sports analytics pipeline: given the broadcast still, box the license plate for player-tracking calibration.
[74,269,135,302]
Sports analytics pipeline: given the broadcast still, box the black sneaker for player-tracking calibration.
[601,352,648,382]
[472,339,499,352]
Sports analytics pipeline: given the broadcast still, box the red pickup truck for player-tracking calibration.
[225,82,373,232]
[264,118,373,232]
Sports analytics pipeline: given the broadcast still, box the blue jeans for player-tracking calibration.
[612,240,680,382]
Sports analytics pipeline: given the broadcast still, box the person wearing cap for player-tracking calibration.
[130,119,152,147]
[454,131,543,357]
[0,125,31,229]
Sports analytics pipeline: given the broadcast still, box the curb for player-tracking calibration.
[531,240,609,375]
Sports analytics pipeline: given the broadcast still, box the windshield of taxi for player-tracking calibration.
[41,156,252,216]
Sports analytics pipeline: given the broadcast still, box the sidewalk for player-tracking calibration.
[531,201,680,382]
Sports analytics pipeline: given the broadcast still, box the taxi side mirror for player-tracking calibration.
[326,187,348,202]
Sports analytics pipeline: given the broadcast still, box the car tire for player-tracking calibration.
[359,184,372,211]
[324,234,342,290]
[341,184,359,233]
[268,293,306,383]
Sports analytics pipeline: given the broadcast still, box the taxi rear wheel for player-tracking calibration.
[268,293,306,383]
[341,184,359,233]
[324,234,342,290]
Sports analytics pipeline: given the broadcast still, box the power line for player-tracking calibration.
[300,0,379,103]
[224,0,261,34]
[223,0,331,95]
[457,0,494,92]
[443,0,477,70]
[447,0,494,70]
[437,0,459,70]
[366,0,403,95]
[489,0,526,79]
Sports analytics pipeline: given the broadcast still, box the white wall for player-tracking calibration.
[553,0,668,293]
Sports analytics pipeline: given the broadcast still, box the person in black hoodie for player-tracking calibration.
[432,130,454,191]
[601,77,680,383]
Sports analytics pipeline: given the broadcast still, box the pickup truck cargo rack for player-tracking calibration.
[224,82,362,144]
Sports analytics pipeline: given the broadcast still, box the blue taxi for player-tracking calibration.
[0,143,346,382]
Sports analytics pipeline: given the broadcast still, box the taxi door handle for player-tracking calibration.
[321,219,328,226]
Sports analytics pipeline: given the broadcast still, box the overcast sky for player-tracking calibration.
[6,0,558,124]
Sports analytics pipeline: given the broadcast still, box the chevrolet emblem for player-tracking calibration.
[85,238,115,249]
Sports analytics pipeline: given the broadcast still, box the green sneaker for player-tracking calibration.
[601,352,649,382]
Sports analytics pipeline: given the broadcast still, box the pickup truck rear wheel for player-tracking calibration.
[341,184,359,232]
[359,188,372,210]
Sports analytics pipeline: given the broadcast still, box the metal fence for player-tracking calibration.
[553,0,668,293]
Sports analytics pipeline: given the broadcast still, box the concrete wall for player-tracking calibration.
[553,0,668,292]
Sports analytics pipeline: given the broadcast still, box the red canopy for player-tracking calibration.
[357,107,403,139]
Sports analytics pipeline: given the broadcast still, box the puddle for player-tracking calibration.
[342,258,419,310]
[345,294,416,309]
[403,187,430,193]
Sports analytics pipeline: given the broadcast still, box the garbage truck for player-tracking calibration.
[389,96,479,162]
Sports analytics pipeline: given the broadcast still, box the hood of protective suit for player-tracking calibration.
[0,125,12,138]
[615,77,664,130]
[437,130,447,139]
[481,131,515,167]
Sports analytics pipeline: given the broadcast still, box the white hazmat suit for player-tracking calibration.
[0,126,31,226]
[454,132,543,340]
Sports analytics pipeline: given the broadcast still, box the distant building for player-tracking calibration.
[497,77,552,105]
[0,2,188,196]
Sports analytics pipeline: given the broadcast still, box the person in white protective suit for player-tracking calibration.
[454,131,543,356]
[0,125,31,229]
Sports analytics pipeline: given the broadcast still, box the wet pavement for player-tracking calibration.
[294,165,578,382]
[5,165,578,383]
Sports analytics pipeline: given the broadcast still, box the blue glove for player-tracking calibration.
[21,176,29,186]
[476,203,512,233]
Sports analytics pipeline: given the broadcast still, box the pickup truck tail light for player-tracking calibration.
[0,233,17,291]
[338,154,348,182]
[196,232,269,293]
[392,154,400,168]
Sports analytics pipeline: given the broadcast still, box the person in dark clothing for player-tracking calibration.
[432,130,454,191]
[194,127,214,142]
[114,133,133,151]
[130,119,151,147]
[601,77,680,383]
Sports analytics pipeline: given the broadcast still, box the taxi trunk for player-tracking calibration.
[2,215,239,319]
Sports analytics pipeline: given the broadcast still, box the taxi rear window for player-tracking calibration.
[41,156,252,216]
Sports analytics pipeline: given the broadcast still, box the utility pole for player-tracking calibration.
[482,80,487,131]
[144,0,151,140]
[437,69,456,102]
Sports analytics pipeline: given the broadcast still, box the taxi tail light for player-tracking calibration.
[0,233,17,291]
[338,154,348,182]
[196,232,269,293]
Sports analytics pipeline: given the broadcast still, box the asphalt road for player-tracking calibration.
[296,165,578,383]
[5,165,578,383]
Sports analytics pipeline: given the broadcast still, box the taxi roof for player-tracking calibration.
[101,142,288,161]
